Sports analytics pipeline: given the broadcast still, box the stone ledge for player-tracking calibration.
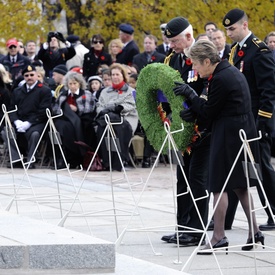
[0,211,115,271]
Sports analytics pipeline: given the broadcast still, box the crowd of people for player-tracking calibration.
[0,9,275,253]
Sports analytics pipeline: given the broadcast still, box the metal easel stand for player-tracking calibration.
[57,114,143,239]
[1,104,44,219]
[182,129,275,275]
[115,121,210,262]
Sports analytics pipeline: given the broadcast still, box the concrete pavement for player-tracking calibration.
[0,161,274,274]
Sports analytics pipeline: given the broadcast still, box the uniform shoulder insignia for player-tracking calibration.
[252,37,265,48]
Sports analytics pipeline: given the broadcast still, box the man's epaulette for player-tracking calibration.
[252,37,266,49]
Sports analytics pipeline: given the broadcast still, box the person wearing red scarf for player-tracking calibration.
[96,63,138,171]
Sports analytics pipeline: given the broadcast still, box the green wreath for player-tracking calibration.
[136,62,194,152]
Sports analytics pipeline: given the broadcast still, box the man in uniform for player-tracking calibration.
[161,17,210,246]
[116,23,140,66]
[223,8,275,231]
[2,65,52,169]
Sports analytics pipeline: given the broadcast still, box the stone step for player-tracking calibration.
[0,210,115,272]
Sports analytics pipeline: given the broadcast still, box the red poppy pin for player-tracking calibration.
[208,74,213,82]
[100,56,105,61]
[118,91,123,94]
[38,83,43,87]
[82,95,86,99]
[185,58,192,66]
[151,56,156,61]
[238,50,244,57]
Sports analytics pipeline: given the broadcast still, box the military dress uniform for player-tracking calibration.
[162,37,210,244]
[222,7,275,230]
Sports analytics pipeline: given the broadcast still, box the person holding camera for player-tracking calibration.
[37,31,76,78]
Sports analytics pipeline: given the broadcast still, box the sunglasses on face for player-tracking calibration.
[92,41,103,44]
[24,73,35,77]
[19,45,24,48]
[9,45,17,49]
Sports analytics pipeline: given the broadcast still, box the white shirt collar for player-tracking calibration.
[69,89,80,96]
[239,31,252,48]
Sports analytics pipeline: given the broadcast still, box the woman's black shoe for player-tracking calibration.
[242,231,265,251]
[197,237,229,255]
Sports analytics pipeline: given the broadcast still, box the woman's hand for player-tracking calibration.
[69,104,77,112]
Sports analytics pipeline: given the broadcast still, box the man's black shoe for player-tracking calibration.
[169,233,205,246]
[161,233,176,243]
[259,218,275,231]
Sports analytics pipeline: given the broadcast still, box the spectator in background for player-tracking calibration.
[17,40,26,56]
[37,31,76,77]
[156,23,170,56]
[0,38,30,81]
[265,31,275,61]
[133,34,166,72]
[96,63,138,171]
[87,75,103,100]
[204,21,217,38]
[25,40,40,64]
[116,23,140,65]
[52,64,68,98]
[102,69,112,88]
[211,29,231,60]
[128,73,138,90]
[195,33,210,41]
[66,35,89,70]
[83,34,112,81]
[108,38,124,63]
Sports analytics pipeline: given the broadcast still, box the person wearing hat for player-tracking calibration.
[222,8,275,231]
[37,31,76,78]
[161,17,211,246]
[83,34,112,81]
[2,65,52,169]
[116,23,140,65]
[156,23,171,56]
[87,75,103,100]
[52,64,68,98]
[66,34,89,70]
[0,38,31,81]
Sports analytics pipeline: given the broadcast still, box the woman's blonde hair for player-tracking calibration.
[108,39,124,61]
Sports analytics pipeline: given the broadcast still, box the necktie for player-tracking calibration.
[12,57,15,63]
[166,45,169,54]
[181,54,186,67]
[233,44,240,63]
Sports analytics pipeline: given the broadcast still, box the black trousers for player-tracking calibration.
[176,135,210,236]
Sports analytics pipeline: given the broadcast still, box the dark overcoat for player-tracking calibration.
[191,60,260,192]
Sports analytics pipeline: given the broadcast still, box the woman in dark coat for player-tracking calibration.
[52,71,96,168]
[174,40,263,254]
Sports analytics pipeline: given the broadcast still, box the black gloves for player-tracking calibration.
[179,108,196,122]
[114,105,123,114]
[47,31,66,43]
[47,32,55,43]
[173,81,198,101]
[55,32,66,43]
[256,116,274,137]
[99,105,123,117]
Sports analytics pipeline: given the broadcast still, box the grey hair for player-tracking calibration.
[188,40,220,64]
[63,71,87,90]
[178,24,194,39]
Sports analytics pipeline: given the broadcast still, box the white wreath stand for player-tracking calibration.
[115,121,211,262]
[57,114,150,242]
[181,129,275,274]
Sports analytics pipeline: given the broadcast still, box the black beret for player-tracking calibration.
[223,8,245,27]
[66,34,79,43]
[53,64,68,75]
[22,65,36,75]
[165,17,190,38]
[119,23,134,35]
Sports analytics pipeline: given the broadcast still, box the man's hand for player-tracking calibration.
[173,81,198,100]
[180,109,196,122]
[47,32,55,43]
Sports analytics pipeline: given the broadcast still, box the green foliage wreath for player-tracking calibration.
[136,63,194,152]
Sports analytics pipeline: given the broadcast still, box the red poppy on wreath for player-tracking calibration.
[100,56,105,61]
[38,83,43,87]
[185,58,192,66]
[238,50,244,57]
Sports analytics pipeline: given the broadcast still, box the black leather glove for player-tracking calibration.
[47,31,55,43]
[55,32,66,43]
[256,116,273,137]
[114,105,123,114]
[98,109,110,117]
[179,109,196,122]
[173,81,198,101]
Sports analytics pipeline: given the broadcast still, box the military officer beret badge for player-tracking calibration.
[22,65,36,75]
[164,17,190,38]
[119,23,134,35]
[223,8,245,27]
